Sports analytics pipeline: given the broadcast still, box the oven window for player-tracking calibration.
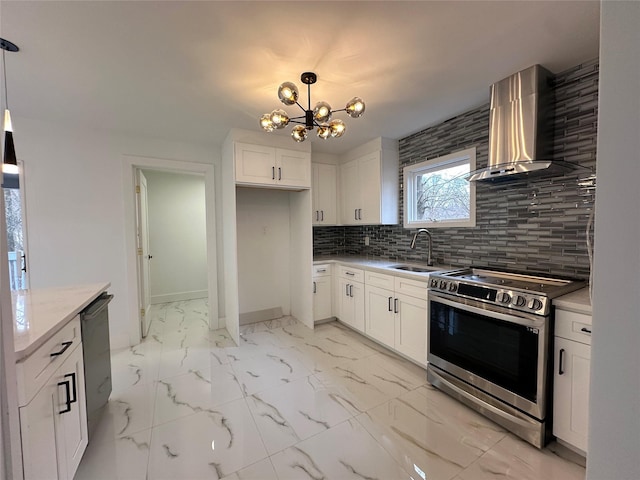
[430,301,539,402]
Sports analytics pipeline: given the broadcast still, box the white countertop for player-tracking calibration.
[553,287,592,315]
[313,255,455,280]
[12,282,111,361]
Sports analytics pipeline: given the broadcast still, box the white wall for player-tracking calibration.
[143,170,207,303]
[588,2,640,479]
[236,187,291,315]
[13,116,220,348]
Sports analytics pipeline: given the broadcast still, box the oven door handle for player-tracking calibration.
[429,291,545,328]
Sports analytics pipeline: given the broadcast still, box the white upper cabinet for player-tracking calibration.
[312,163,337,225]
[340,142,398,225]
[235,142,311,189]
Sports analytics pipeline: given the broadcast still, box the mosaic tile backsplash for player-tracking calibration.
[313,59,598,279]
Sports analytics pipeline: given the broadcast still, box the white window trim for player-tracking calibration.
[403,147,476,229]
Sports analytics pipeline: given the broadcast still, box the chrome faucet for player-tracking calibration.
[410,228,433,266]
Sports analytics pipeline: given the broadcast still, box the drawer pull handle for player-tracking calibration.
[394,298,398,314]
[345,272,355,276]
[317,269,327,273]
[580,327,592,334]
[50,341,73,358]
[313,281,316,294]
[558,348,565,375]
[349,285,354,297]
[388,296,393,312]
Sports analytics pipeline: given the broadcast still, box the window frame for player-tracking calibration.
[403,147,476,229]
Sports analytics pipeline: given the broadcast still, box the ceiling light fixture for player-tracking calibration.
[1,38,19,176]
[260,72,365,143]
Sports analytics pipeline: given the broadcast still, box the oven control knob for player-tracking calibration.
[430,279,438,288]
[439,280,448,290]
[498,292,511,304]
[529,298,544,311]
[448,282,457,292]
[513,295,527,307]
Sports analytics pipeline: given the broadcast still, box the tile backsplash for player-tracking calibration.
[314,59,598,279]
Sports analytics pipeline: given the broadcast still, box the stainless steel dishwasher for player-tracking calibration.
[81,292,114,441]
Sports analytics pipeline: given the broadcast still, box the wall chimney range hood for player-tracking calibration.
[467,64,574,182]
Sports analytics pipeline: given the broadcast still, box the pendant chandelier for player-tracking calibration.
[259,72,365,143]
[1,37,19,176]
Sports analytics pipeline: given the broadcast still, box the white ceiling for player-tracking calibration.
[0,1,600,155]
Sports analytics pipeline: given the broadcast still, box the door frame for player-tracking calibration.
[135,169,151,338]
[122,155,218,347]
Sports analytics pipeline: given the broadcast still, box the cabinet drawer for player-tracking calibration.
[16,316,82,406]
[338,265,364,283]
[365,270,395,290]
[394,276,429,301]
[313,264,332,277]
[555,309,592,345]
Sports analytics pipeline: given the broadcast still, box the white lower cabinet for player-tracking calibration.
[337,277,365,332]
[394,292,428,364]
[365,285,395,345]
[553,308,592,454]
[363,271,429,366]
[313,264,333,322]
[18,317,88,480]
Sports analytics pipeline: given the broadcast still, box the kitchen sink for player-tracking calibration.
[389,264,436,273]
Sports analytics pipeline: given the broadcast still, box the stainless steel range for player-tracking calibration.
[427,268,585,448]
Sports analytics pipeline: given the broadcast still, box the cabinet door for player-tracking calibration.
[276,149,311,188]
[312,163,337,225]
[19,379,64,480]
[313,276,333,321]
[57,345,88,480]
[235,143,276,185]
[358,152,382,224]
[553,337,591,452]
[350,281,365,332]
[394,293,428,366]
[337,278,354,327]
[340,159,360,224]
[365,285,395,346]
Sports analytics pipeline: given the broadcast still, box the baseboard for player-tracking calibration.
[151,290,208,304]
[240,307,284,325]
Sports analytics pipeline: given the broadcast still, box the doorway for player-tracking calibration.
[138,169,208,337]
[123,155,218,347]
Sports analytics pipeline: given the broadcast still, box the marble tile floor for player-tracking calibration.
[75,299,586,480]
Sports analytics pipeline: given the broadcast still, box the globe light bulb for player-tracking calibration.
[313,101,332,123]
[260,113,274,132]
[270,109,290,129]
[278,82,299,105]
[329,119,346,138]
[317,124,331,139]
[346,97,365,118]
[291,125,307,142]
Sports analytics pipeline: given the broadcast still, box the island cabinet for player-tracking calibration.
[340,147,398,225]
[364,271,429,366]
[553,307,592,454]
[17,316,88,480]
[235,142,311,189]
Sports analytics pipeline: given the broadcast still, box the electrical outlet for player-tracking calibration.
[364,236,370,246]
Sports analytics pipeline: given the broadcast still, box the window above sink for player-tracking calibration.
[403,147,476,229]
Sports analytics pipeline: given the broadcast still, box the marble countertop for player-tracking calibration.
[553,287,592,315]
[13,282,111,361]
[313,255,456,281]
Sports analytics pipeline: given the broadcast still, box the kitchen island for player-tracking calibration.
[11,282,110,480]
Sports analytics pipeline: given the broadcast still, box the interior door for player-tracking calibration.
[135,170,152,337]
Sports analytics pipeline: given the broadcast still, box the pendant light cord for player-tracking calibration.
[2,48,8,109]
